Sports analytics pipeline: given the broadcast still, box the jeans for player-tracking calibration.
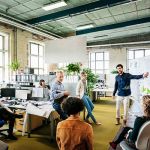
[82,94,97,123]
[114,127,132,144]
[52,102,67,120]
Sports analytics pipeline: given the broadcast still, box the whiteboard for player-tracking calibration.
[129,56,150,115]
[45,36,87,63]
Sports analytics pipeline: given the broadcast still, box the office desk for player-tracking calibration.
[6,101,59,141]
[93,88,114,100]
[23,102,58,140]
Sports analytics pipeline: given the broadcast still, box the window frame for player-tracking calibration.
[89,51,109,74]
[0,34,9,83]
[28,42,45,75]
[127,48,150,71]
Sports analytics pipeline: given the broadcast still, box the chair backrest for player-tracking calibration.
[0,120,5,127]
[136,121,150,150]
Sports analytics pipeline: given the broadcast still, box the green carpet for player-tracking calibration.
[4,99,122,150]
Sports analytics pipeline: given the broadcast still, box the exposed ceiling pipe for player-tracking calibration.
[87,41,150,47]
[0,12,62,39]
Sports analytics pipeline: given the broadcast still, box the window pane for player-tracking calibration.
[96,61,103,69]
[105,70,109,74]
[91,53,95,61]
[135,50,144,59]
[104,52,109,60]
[0,36,3,50]
[39,45,43,56]
[104,61,109,69]
[128,51,134,59]
[34,69,38,75]
[145,50,150,56]
[96,53,103,60]
[31,56,38,68]
[44,64,48,74]
[96,70,103,74]
[5,67,8,82]
[39,57,43,68]
[91,70,95,74]
[31,43,38,55]
[0,52,2,66]
[5,52,8,65]
[39,69,44,75]
[91,62,95,69]
[0,68,2,82]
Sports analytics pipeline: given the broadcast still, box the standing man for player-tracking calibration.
[50,71,70,120]
[113,64,149,126]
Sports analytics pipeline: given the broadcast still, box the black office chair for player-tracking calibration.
[0,119,9,138]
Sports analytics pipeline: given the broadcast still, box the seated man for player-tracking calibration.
[109,95,150,149]
[56,97,93,150]
[0,100,23,140]
[50,71,69,120]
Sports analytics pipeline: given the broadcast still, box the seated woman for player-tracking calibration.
[39,79,46,88]
[109,95,150,149]
[39,79,50,101]
[76,71,101,125]
[56,97,93,150]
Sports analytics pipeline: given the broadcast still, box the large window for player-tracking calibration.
[28,42,44,75]
[127,48,150,69]
[0,34,8,83]
[89,51,109,74]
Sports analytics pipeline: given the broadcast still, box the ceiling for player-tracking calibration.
[0,0,150,44]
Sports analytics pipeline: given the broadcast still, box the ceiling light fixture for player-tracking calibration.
[120,0,142,5]
[94,35,108,38]
[42,0,67,11]
[76,24,94,30]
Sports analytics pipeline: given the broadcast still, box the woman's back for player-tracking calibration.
[56,116,93,150]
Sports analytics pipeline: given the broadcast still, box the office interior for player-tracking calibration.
[0,0,150,150]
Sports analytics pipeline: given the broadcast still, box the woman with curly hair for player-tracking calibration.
[109,95,150,149]
[56,97,93,150]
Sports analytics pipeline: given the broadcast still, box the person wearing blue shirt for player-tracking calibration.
[113,64,149,125]
[50,71,70,120]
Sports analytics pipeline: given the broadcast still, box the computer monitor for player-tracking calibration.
[15,89,31,100]
[1,88,16,98]
[32,88,44,98]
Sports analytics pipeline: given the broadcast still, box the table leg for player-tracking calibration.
[27,114,31,138]
[50,114,54,141]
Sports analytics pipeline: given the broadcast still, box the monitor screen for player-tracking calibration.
[1,88,16,98]
[32,88,44,98]
[15,90,31,100]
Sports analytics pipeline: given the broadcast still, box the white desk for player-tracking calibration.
[5,100,59,141]
[92,88,114,100]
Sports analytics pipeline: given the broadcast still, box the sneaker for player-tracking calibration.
[6,135,18,140]
[95,122,101,125]
[109,141,117,149]
[85,120,92,124]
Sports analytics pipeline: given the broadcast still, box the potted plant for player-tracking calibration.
[66,63,81,75]
[9,60,20,74]
[83,68,99,97]
[111,69,118,74]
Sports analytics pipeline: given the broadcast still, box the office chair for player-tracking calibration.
[0,119,9,138]
[120,121,150,150]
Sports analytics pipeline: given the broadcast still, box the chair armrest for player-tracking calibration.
[120,141,136,150]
